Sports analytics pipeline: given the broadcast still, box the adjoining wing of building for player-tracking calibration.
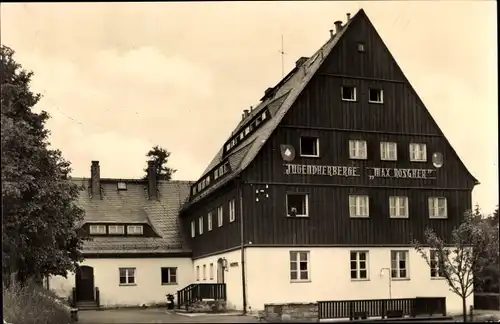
[49,8,478,315]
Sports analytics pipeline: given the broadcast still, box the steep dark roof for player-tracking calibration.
[183,8,478,210]
[72,178,193,254]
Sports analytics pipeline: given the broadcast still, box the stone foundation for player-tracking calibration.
[188,300,227,313]
[264,303,318,322]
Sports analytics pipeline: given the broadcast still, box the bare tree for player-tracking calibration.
[412,210,499,323]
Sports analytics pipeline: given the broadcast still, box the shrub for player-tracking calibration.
[3,280,71,324]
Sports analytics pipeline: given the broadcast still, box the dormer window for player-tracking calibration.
[127,225,143,235]
[214,169,219,180]
[261,111,267,120]
[108,225,125,235]
[245,127,250,136]
[89,225,106,235]
[117,182,127,190]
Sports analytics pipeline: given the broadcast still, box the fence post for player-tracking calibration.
[381,300,387,319]
[469,305,474,322]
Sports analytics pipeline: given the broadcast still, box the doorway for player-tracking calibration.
[75,266,95,301]
[217,258,225,284]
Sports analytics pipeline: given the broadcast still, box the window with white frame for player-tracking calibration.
[208,212,213,231]
[217,206,223,227]
[369,88,383,103]
[430,250,446,278]
[127,225,143,235]
[203,264,207,280]
[286,193,309,217]
[198,216,203,235]
[391,250,409,279]
[229,199,236,222]
[349,195,369,218]
[119,268,136,285]
[429,197,447,218]
[380,142,397,161]
[209,263,214,280]
[161,267,177,284]
[389,196,409,218]
[350,251,369,280]
[196,266,200,281]
[191,220,195,238]
[349,140,367,159]
[89,225,106,235]
[341,86,356,101]
[300,137,320,157]
[108,225,125,235]
[290,251,310,282]
[409,143,427,162]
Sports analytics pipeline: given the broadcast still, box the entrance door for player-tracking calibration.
[75,266,95,301]
[217,258,225,284]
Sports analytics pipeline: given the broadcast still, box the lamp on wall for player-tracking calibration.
[221,258,229,271]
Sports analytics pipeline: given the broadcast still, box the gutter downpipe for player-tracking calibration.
[237,177,248,314]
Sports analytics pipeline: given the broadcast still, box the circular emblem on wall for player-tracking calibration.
[432,152,444,168]
[280,144,296,162]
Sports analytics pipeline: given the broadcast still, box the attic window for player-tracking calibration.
[341,86,357,101]
[261,111,267,120]
[89,225,106,235]
[127,225,143,235]
[369,89,383,104]
[357,43,365,52]
[117,182,127,190]
[108,225,125,235]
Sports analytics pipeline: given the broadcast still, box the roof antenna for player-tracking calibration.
[278,34,286,78]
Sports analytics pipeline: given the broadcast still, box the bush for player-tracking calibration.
[3,280,71,324]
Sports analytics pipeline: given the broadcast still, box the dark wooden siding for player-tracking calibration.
[181,184,241,258]
[242,185,471,245]
[281,74,447,136]
[318,10,407,81]
[244,127,475,189]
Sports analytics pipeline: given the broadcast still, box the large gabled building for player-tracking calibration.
[179,8,478,314]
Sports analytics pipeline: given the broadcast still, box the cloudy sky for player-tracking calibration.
[1,1,498,213]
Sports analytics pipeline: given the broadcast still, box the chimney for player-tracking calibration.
[346,13,351,21]
[90,161,101,200]
[243,109,249,118]
[147,160,158,200]
[334,20,343,33]
[250,106,253,112]
[329,29,334,38]
[295,57,309,68]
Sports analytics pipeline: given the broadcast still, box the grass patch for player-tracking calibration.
[3,280,72,324]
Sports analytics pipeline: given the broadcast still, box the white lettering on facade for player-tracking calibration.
[284,164,360,177]
[368,167,436,180]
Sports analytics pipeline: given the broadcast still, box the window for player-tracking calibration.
[214,169,219,179]
[161,267,177,284]
[290,251,310,282]
[127,225,143,235]
[191,220,195,238]
[430,250,446,278]
[409,143,427,162]
[349,195,369,218]
[117,182,127,190]
[349,140,367,159]
[203,265,207,280]
[209,263,214,280]
[389,196,409,218]
[357,43,365,52]
[196,266,200,281]
[341,86,356,101]
[300,137,320,157]
[198,216,203,235]
[119,268,135,285]
[108,225,125,235]
[208,212,213,231]
[286,193,309,217]
[217,206,223,227]
[391,250,409,279]
[89,225,106,235]
[229,199,236,222]
[350,251,368,280]
[380,142,397,161]
[429,197,447,218]
[369,88,383,103]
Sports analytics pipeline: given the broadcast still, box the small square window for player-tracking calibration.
[341,86,356,101]
[117,182,127,190]
[389,196,409,218]
[357,43,365,52]
[409,143,427,162]
[161,267,177,284]
[369,89,383,103]
[349,140,367,159]
[380,142,397,161]
[429,197,447,219]
[286,193,309,217]
[119,268,136,285]
[300,137,320,157]
[349,195,369,218]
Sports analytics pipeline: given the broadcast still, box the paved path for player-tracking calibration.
[78,308,260,323]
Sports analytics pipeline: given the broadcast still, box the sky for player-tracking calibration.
[1,1,498,213]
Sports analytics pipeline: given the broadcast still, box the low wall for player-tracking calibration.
[264,303,318,322]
